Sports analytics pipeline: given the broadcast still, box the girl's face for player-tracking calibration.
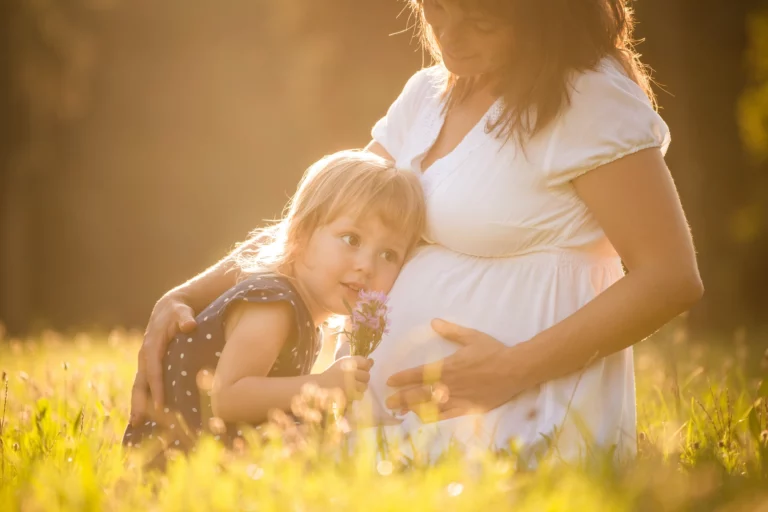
[292,213,409,323]
[422,0,511,78]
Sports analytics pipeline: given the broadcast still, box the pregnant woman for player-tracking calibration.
[130,0,703,462]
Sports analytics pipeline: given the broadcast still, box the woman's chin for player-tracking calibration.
[441,56,487,78]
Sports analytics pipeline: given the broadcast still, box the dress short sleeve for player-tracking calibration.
[543,57,671,186]
[371,66,442,159]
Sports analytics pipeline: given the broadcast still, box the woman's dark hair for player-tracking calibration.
[409,0,656,141]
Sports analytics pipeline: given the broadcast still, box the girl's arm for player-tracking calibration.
[385,148,703,417]
[212,301,371,424]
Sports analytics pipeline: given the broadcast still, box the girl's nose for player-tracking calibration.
[354,251,376,277]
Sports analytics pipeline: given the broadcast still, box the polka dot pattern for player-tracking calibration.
[121,272,322,453]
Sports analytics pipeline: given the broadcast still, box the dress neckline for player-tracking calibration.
[417,95,502,175]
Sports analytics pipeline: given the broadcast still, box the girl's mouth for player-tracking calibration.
[342,283,363,293]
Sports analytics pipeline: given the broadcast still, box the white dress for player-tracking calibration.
[357,57,670,463]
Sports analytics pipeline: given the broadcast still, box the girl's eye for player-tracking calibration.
[341,234,360,247]
[381,250,400,263]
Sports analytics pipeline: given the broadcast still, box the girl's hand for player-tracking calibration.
[319,356,373,400]
[130,292,197,426]
[385,319,525,421]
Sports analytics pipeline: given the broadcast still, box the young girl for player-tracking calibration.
[122,150,426,456]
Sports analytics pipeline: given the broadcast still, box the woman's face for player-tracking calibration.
[421,0,511,78]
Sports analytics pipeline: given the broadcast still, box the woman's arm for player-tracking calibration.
[169,239,253,312]
[365,140,394,161]
[134,141,389,424]
[385,148,703,418]
[213,301,372,424]
[512,147,703,388]
[130,238,256,425]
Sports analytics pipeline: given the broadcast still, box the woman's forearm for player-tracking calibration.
[211,374,326,424]
[508,267,703,392]
[169,238,256,313]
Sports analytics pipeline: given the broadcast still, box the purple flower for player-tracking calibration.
[344,290,390,357]
[358,289,388,303]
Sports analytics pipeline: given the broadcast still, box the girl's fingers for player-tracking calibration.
[355,370,371,383]
[353,356,372,370]
[340,356,368,372]
[355,381,368,394]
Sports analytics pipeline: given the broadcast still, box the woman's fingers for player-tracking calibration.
[387,358,444,388]
[175,304,197,333]
[142,340,166,411]
[407,398,476,423]
[129,372,149,426]
[131,296,196,418]
[385,384,432,410]
[437,398,483,421]
[144,300,196,411]
[386,366,422,388]
[436,406,469,422]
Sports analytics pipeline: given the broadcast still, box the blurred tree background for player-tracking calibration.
[0,1,766,341]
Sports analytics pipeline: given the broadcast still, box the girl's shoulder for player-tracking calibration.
[196,272,311,329]
[230,272,299,300]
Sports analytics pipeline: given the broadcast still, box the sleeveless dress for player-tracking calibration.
[359,57,671,462]
[122,273,322,457]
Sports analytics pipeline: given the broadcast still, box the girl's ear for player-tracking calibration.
[291,228,310,253]
[285,224,312,269]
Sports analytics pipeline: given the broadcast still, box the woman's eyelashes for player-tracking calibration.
[422,0,445,22]
[423,0,495,31]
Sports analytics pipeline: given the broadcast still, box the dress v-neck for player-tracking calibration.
[417,95,502,177]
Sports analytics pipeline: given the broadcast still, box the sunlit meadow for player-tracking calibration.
[1,320,767,511]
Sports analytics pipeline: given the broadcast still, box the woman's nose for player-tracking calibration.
[437,24,466,50]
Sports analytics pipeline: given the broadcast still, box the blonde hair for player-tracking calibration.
[236,150,426,276]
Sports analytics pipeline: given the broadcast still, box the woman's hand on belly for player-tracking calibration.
[384,319,526,421]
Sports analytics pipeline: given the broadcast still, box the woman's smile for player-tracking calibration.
[440,45,476,62]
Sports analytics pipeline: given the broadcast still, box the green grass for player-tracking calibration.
[1,324,767,511]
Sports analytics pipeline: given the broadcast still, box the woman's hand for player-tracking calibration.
[129,292,197,426]
[320,356,373,401]
[385,319,526,421]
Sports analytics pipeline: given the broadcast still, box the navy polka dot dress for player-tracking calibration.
[122,273,322,455]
